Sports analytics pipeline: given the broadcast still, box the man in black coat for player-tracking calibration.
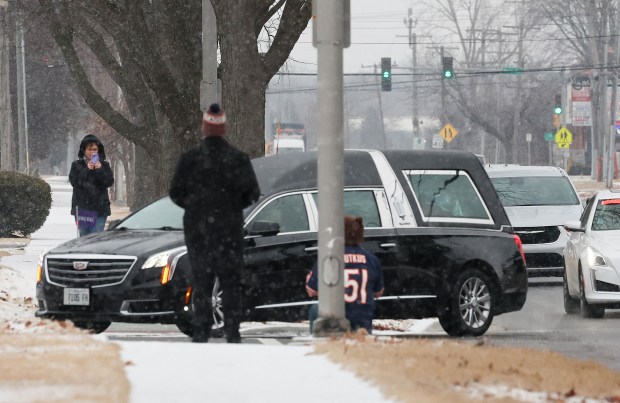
[169,103,260,343]
[69,134,115,237]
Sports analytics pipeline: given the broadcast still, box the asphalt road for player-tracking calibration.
[107,280,620,372]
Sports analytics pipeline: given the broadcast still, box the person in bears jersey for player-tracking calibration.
[305,215,384,333]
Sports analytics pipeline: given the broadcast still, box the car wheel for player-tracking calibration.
[437,268,495,337]
[563,271,580,314]
[72,320,111,334]
[210,277,225,338]
[175,277,226,338]
[579,268,605,319]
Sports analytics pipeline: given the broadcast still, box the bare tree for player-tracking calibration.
[34,0,311,208]
[416,0,548,163]
[538,0,615,177]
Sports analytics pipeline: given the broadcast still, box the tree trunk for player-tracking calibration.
[216,3,267,157]
[0,4,15,171]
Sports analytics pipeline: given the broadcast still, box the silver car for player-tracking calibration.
[486,165,583,276]
[563,190,620,318]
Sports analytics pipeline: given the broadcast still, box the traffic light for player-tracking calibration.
[381,57,392,92]
[553,94,562,115]
[442,56,454,79]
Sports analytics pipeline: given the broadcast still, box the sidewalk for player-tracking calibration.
[570,175,620,198]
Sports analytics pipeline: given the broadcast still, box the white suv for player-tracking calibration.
[485,165,583,276]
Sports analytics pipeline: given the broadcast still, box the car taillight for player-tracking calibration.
[513,234,526,265]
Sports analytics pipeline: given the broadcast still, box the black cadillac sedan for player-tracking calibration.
[36,149,528,337]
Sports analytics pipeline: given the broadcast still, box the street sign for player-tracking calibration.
[439,123,458,143]
[544,131,554,141]
[432,136,444,149]
[555,127,573,147]
[502,67,523,74]
[525,133,532,142]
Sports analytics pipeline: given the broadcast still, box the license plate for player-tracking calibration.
[63,288,90,306]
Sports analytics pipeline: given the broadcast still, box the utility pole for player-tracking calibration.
[606,5,620,188]
[361,62,387,148]
[440,46,446,126]
[15,0,28,174]
[312,0,350,336]
[201,0,219,111]
[400,9,431,149]
[0,0,15,171]
[404,9,418,142]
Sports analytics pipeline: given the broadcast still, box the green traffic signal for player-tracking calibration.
[381,57,392,92]
[441,56,454,80]
[553,94,562,115]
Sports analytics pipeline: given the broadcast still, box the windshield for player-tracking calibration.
[592,200,620,231]
[116,197,184,230]
[490,176,580,207]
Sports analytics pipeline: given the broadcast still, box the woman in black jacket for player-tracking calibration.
[69,134,114,237]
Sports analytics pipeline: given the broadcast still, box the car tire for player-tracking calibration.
[437,268,495,337]
[563,271,580,314]
[72,320,111,334]
[579,268,605,319]
[175,277,226,338]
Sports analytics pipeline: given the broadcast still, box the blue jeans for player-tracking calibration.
[308,304,373,334]
[78,215,107,237]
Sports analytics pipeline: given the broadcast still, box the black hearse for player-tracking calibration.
[36,150,527,337]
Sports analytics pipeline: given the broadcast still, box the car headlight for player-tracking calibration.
[142,247,187,269]
[141,247,187,285]
[587,247,608,267]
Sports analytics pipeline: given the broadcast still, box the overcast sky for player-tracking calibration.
[287,0,415,73]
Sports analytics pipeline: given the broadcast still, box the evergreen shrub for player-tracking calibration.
[0,171,51,237]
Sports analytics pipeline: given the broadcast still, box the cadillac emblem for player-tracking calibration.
[73,261,89,271]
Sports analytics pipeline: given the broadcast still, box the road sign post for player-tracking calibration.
[526,133,532,165]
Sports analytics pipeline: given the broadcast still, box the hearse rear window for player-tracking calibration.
[404,170,493,224]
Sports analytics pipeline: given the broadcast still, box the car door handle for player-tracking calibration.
[380,243,397,249]
[304,246,318,252]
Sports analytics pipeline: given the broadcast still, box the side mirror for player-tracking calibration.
[246,221,280,237]
[564,220,585,233]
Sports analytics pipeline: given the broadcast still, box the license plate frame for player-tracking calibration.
[63,288,90,306]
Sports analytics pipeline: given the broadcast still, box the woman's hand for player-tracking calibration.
[94,161,102,169]
[87,162,95,170]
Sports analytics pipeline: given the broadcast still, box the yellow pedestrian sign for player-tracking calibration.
[555,127,573,148]
[439,123,458,143]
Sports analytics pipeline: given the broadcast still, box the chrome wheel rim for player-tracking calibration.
[211,277,225,332]
[459,277,491,329]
